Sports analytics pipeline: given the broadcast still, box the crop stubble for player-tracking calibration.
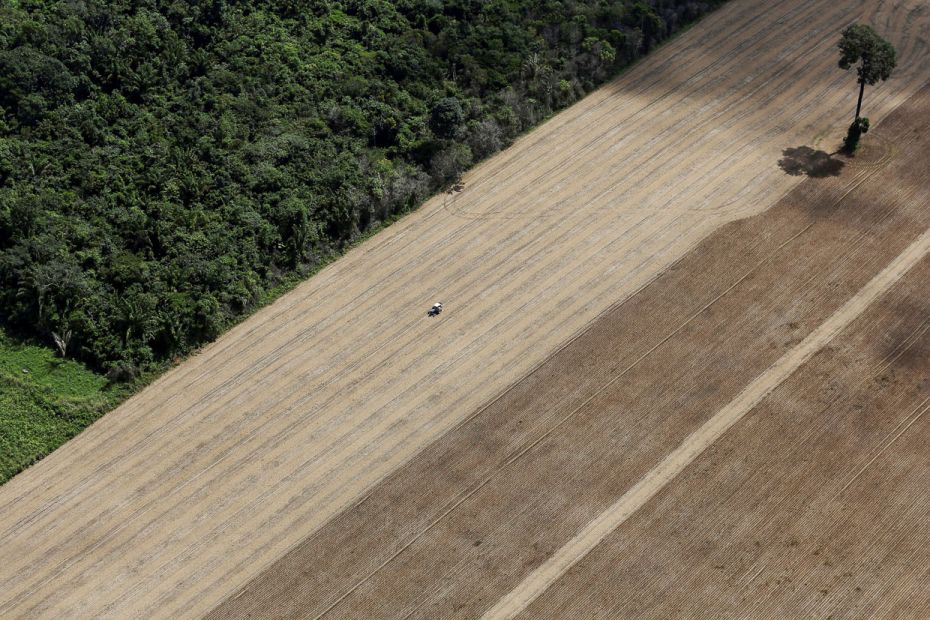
[1,0,929,617]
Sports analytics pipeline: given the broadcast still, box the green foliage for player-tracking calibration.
[843,116,870,153]
[0,0,727,379]
[0,331,129,483]
[429,97,465,139]
[838,24,897,86]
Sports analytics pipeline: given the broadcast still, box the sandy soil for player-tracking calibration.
[1,0,928,617]
[208,84,930,619]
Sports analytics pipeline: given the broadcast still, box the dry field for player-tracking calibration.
[1,0,929,617]
[523,250,930,620]
[210,84,930,619]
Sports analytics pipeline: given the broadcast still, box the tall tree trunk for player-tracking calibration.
[855,79,865,120]
[51,330,71,358]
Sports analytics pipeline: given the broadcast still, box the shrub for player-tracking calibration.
[843,117,870,153]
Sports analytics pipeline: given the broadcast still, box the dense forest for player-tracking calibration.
[0,0,725,379]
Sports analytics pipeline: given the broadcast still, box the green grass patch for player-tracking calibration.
[0,332,130,483]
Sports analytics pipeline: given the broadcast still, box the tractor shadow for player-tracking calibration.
[778,146,846,178]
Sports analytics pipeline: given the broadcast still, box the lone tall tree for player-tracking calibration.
[838,24,897,122]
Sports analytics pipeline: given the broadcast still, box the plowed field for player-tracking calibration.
[1,0,929,617]
[210,82,930,619]
[522,251,930,620]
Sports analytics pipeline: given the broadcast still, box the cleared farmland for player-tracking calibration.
[521,242,930,618]
[209,83,930,619]
[1,0,930,617]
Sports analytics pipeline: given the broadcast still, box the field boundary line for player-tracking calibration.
[480,226,930,620]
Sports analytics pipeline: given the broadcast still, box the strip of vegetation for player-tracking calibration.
[0,332,133,483]
[0,0,726,478]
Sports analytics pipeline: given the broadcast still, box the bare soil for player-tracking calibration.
[1,1,929,617]
[523,245,930,620]
[208,83,930,619]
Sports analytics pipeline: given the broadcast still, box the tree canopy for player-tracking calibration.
[0,0,726,379]
[838,23,897,87]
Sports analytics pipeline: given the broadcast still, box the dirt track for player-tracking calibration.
[209,83,930,619]
[1,0,929,617]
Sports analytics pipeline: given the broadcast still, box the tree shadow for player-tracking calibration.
[778,146,845,178]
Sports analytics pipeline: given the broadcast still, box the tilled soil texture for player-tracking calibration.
[520,234,930,619]
[2,1,930,617]
[209,84,930,619]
